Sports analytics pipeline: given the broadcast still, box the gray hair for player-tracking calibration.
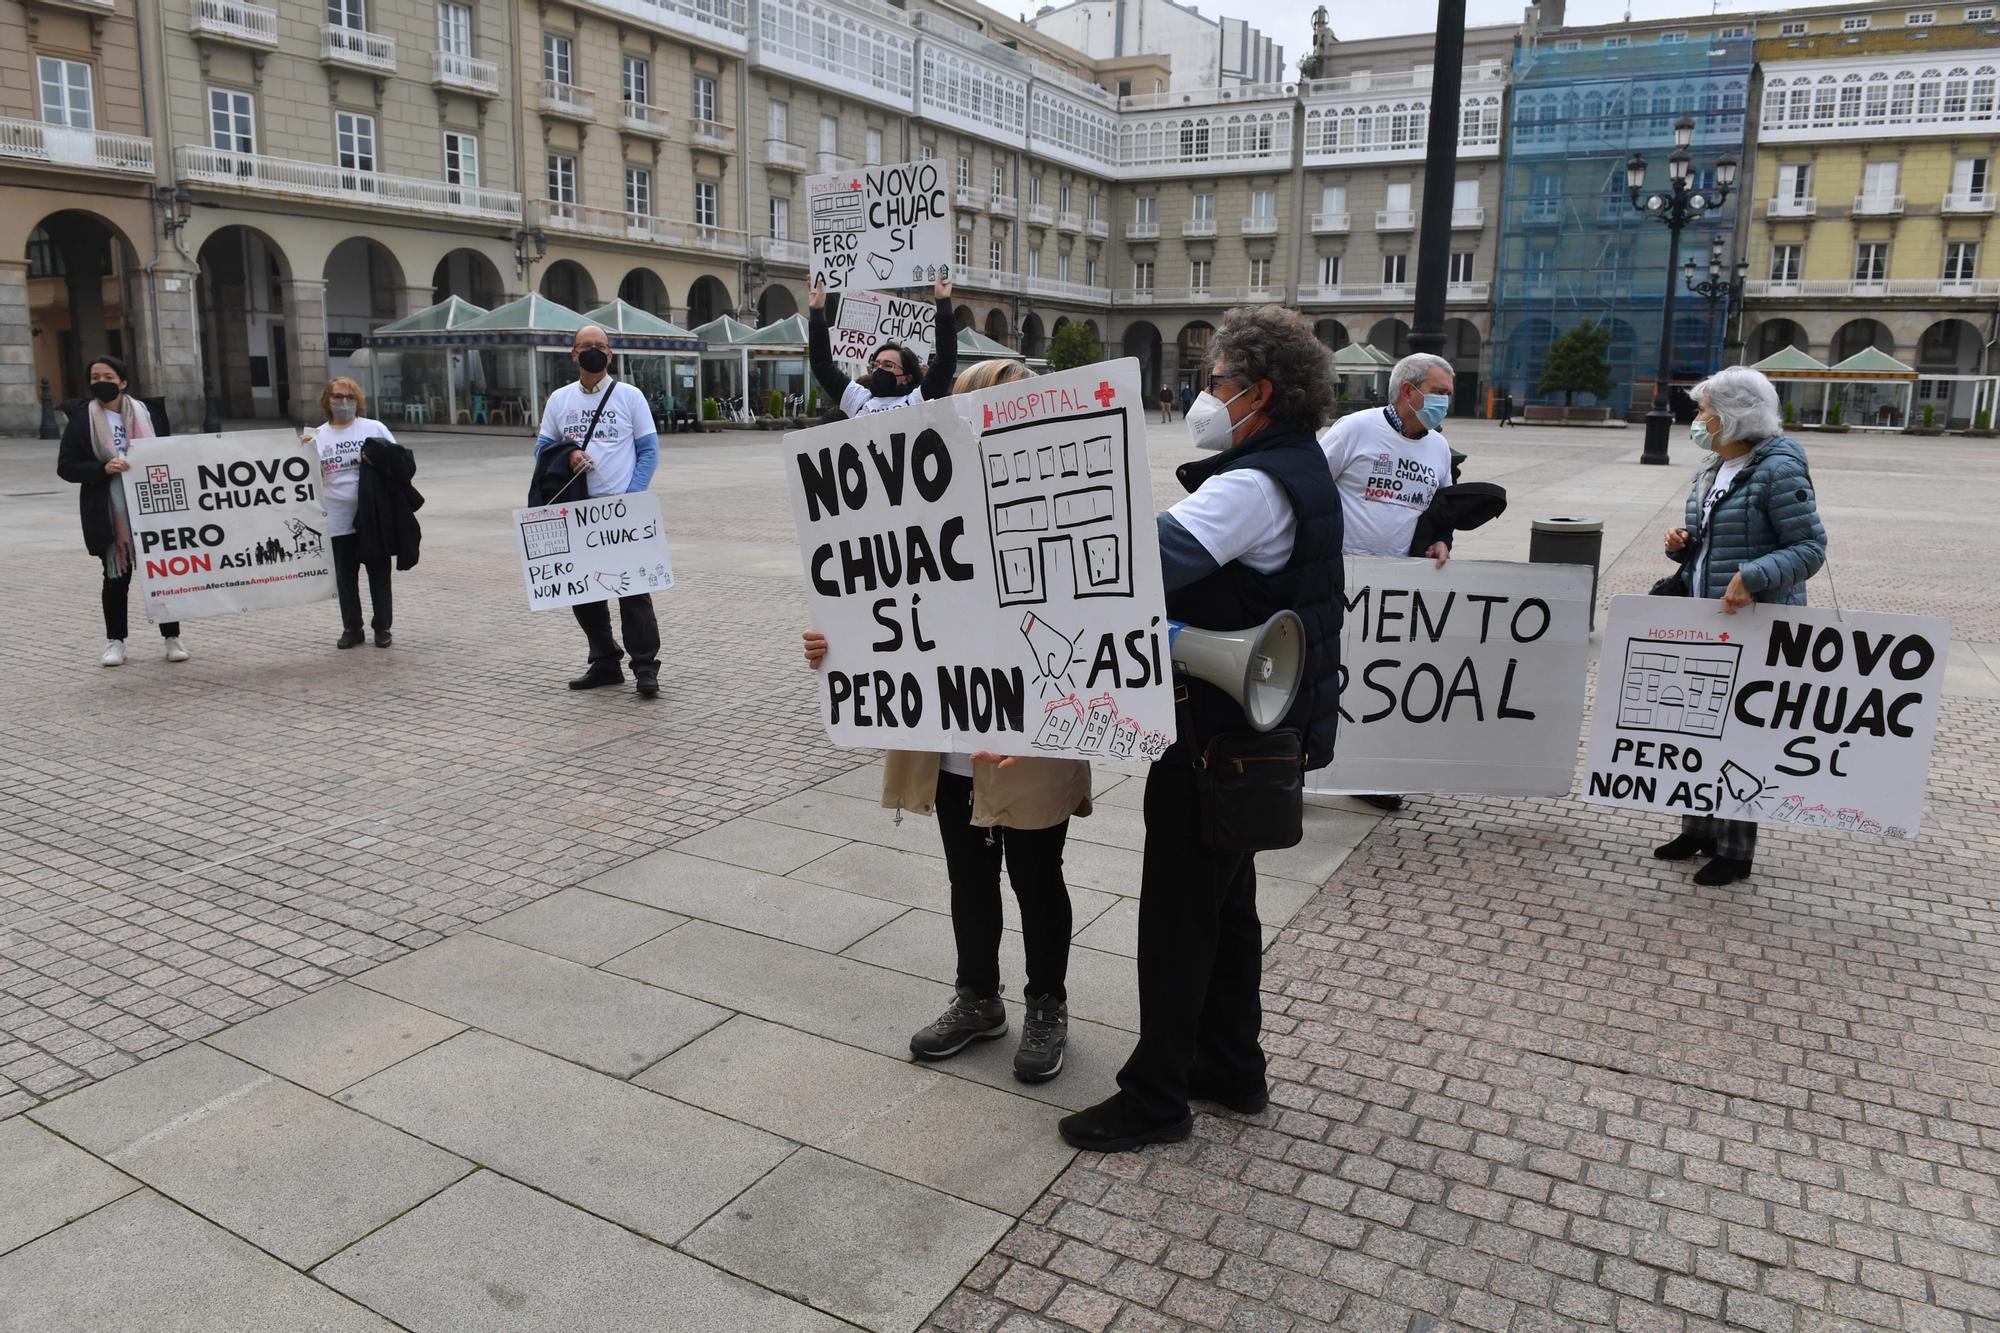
[1692,365,1783,444]
[1209,304,1336,429]
[1389,352,1453,404]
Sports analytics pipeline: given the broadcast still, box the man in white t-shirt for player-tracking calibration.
[1319,351,1458,810]
[534,323,663,697]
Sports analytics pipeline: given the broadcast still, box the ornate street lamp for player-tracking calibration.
[1627,117,1737,464]
[1683,234,1748,372]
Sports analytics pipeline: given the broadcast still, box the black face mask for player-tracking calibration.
[91,382,122,404]
[576,347,609,374]
[868,368,904,397]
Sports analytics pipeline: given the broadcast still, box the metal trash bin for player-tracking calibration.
[1529,515,1604,630]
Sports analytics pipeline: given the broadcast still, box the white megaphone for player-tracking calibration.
[1168,610,1304,732]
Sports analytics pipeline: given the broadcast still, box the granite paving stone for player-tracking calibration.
[203,980,465,1095]
[472,886,688,966]
[669,817,850,875]
[583,846,908,951]
[0,1117,139,1257]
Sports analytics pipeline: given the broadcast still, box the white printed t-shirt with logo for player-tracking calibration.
[313,417,395,537]
[537,379,658,498]
[841,381,926,418]
[1690,455,1750,596]
[1319,409,1452,557]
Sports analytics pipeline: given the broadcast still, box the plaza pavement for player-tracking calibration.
[0,416,1995,1332]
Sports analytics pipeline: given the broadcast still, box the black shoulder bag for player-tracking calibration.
[1651,460,1741,597]
[528,377,616,508]
[1193,727,1308,852]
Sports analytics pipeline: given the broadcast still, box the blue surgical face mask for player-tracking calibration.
[1417,393,1451,431]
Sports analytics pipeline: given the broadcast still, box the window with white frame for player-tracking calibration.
[693,75,716,123]
[1085,257,1097,286]
[1779,20,1807,34]
[1719,26,1747,38]
[953,233,969,268]
[1027,247,1040,277]
[1944,240,1979,281]
[1777,163,1811,201]
[694,181,718,227]
[1133,260,1154,291]
[1769,243,1802,284]
[1135,196,1156,223]
[1842,15,1871,29]
[770,196,790,239]
[1316,255,1340,285]
[328,0,365,29]
[1953,156,1990,195]
[1659,31,1687,43]
[37,58,92,129]
[1089,192,1101,221]
[866,128,883,165]
[1383,253,1408,284]
[209,88,254,152]
[1854,241,1888,282]
[1529,248,1554,283]
[1191,191,1214,222]
[1320,185,1345,214]
[991,162,1004,194]
[1385,182,1412,214]
[989,238,1002,269]
[1248,257,1270,287]
[1554,39,1581,51]
[1862,160,1900,200]
[1189,259,1211,290]
[625,166,651,218]
[443,130,478,186]
[623,56,649,106]
[543,34,571,86]
[547,152,576,204]
[819,114,838,157]
[919,143,934,160]
[336,109,376,173]
[1058,182,1071,211]
[1906,10,1935,23]
[1250,189,1274,219]
[437,3,471,55]
[1967,6,1995,19]
[1602,35,1629,48]
[769,99,788,141]
[1448,251,1474,282]
[957,155,970,187]
[1029,175,1042,205]
[1058,253,1069,282]
[1453,178,1478,210]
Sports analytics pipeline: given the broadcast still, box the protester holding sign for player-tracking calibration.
[807,277,956,419]
[304,377,399,650]
[1653,365,1827,886]
[1060,307,1344,1154]
[533,324,664,698]
[1319,351,1458,812]
[54,355,187,667]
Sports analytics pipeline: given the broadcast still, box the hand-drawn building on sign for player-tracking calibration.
[978,407,1133,609]
[1617,640,1742,737]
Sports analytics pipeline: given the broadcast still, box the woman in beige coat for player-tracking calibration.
[803,358,1090,1083]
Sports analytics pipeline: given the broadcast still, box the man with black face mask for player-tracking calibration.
[533,323,663,697]
[806,276,957,418]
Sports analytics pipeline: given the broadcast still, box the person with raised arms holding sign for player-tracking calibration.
[55,355,188,668]
[1651,365,1827,887]
[799,358,1090,1085]
[806,276,956,419]
[1060,306,1345,1154]
[533,324,663,699]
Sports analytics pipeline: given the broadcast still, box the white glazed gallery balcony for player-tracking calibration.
[1240,215,1278,235]
[581,0,748,55]
[1851,194,1904,216]
[989,193,1017,217]
[764,139,808,169]
[1181,217,1217,237]
[539,81,596,121]
[1942,190,1996,214]
[1124,220,1160,239]
[432,51,500,97]
[174,145,521,222]
[622,102,673,138]
[1767,195,1816,218]
[320,23,396,74]
[189,0,278,47]
[0,117,152,175]
[1311,211,1350,233]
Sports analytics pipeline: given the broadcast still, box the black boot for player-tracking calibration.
[568,662,625,690]
[336,629,364,650]
[634,669,659,699]
[1654,832,1710,861]
[374,628,393,648]
[1692,856,1753,887]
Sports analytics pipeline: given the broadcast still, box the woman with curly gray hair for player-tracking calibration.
[1060,305,1346,1153]
[1654,364,1827,887]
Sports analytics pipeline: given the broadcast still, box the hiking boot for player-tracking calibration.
[909,985,1006,1061]
[1654,832,1710,861]
[1014,995,1067,1083]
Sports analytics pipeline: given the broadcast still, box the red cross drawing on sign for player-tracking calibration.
[148,466,169,483]
[559,507,569,517]
[983,405,994,428]
[849,180,861,190]
[1093,381,1116,408]
[1718,632,1729,642]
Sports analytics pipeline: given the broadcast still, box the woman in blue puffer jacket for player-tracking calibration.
[1655,365,1828,887]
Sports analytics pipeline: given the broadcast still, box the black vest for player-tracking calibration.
[1167,422,1344,769]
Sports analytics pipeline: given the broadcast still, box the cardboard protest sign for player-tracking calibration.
[1582,596,1948,837]
[828,289,937,371]
[807,159,950,294]
[1308,558,1593,796]
[514,491,674,611]
[121,430,335,621]
[786,359,1174,761]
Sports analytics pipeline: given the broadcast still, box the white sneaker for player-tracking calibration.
[163,637,190,663]
[100,639,126,667]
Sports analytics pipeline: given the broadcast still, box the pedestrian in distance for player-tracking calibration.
[1655,365,1827,887]
[800,357,1089,1084]
[55,355,188,667]
[533,324,664,698]
[1180,382,1195,420]
[1159,385,1173,423]
[303,377,404,649]
[806,276,956,419]
[1059,306,1344,1153]
[1318,351,1458,813]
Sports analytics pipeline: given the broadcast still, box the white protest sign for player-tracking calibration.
[1581,596,1948,838]
[513,491,674,611]
[122,430,335,621]
[807,159,950,294]
[786,359,1174,761]
[829,289,937,371]
[1308,557,1593,796]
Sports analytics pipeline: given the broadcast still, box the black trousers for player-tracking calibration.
[573,593,658,672]
[331,533,393,633]
[102,572,178,641]
[1115,759,1267,1123]
[933,770,1072,1003]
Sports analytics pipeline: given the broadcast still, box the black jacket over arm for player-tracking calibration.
[357,438,424,570]
[808,296,957,407]
[55,407,117,557]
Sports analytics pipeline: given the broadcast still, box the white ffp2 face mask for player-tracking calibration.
[1186,387,1247,451]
